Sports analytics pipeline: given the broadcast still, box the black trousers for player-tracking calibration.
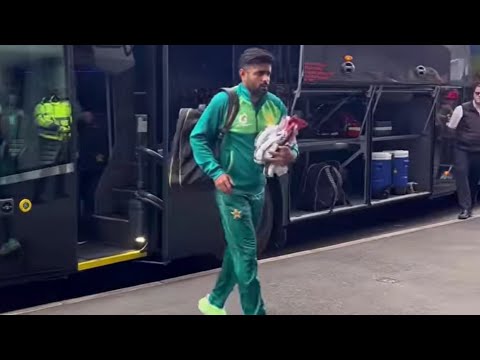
[79,169,102,217]
[33,138,69,202]
[455,148,480,211]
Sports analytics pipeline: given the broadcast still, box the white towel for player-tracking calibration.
[254,116,300,177]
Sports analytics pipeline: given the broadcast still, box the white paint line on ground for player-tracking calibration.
[5,214,479,315]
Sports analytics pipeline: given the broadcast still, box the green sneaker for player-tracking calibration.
[198,295,227,315]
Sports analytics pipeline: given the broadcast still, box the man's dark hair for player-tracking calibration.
[238,47,274,70]
[473,81,480,90]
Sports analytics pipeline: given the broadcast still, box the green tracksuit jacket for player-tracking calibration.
[190,83,298,195]
[190,83,298,315]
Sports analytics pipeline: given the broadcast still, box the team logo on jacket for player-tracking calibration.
[231,209,242,220]
[238,113,249,126]
[265,113,275,126]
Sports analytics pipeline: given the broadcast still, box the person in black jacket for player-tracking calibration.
[77,110,108,241]
[447,82,480,219]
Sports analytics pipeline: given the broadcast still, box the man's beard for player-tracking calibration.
[253,84,268,95]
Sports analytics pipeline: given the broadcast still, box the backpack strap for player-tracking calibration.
[218,86,240,139]
[330,165,351,206]
[325,166,338,214]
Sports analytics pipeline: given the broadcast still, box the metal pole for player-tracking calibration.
[290,45,305,115]
[105,76,113,158]
[232,45,236,85]
[161,45,170,261]
[146,45,159,251]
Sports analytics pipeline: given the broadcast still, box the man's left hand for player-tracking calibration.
[268,146,295,166]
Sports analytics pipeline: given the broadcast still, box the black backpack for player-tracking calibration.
[168,87,240,189]
[297,161,350,213]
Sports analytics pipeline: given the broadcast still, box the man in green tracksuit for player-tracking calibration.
[190,47,298,315]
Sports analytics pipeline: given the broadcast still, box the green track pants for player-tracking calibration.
[209,190,266,315]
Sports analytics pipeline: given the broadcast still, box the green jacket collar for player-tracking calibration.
[237,83,267,109]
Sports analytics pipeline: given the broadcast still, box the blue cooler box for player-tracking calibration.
[386,150,410,195]
[390,150,409,195]
[371,152,392,199]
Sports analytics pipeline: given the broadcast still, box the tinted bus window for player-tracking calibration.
[0,45,70,178]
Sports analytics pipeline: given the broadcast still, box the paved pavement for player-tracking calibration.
[10,216,480,315]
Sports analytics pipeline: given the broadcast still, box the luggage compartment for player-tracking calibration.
[288,85,436,223]
[368,88,435,205]
[290,88,371,222]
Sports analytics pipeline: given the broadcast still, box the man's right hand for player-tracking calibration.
[215,174,234,194]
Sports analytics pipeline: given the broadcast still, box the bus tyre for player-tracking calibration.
[256,186,274,256]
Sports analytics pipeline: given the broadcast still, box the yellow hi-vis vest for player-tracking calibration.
[35,97,72,141]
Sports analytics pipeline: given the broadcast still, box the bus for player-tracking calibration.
[0,45,475,288]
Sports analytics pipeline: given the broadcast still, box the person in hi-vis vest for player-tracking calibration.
[33,94,73,202]
[35,95,72,144]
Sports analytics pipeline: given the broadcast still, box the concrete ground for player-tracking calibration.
[9,216,480,315]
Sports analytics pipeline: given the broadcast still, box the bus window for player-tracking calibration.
[443,45,471,84]
[0,45,70,179]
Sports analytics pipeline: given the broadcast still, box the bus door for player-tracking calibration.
[431,46,471,198]
[0,45,77,285]
[432,86,462,197]
[73,45,161,271]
